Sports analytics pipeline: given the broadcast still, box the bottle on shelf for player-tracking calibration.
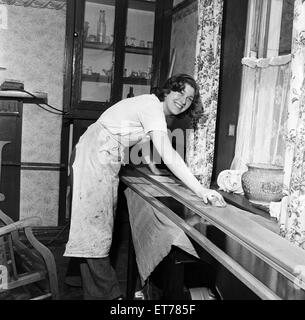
[127,86,134,98]
[97,10,106,43]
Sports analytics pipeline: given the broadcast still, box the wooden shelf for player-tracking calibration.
[0,90,48,104]
[82,75,151,86]
[125,45,153,55]
[129,0,155,12]
[84,42,152,55]
[82,74,111,83]
[84,41,113,50]
[87,0,115,7]
[87,0,155,11]
[123,77,151,86]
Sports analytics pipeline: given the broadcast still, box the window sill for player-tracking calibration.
[215,188,280,234]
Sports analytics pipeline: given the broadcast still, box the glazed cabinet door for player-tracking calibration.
[67,0,172,114]
[122,0,155,99]
[71,0,117,111]
[59,0,173,223]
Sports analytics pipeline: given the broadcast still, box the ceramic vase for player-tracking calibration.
[241,163,284,205]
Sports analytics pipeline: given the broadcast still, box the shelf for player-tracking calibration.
[82,75,151,86]
[123,77,151,86]
[84,41,113,51]
[87,0,155,11]
[84,42,152,55]
[0,90,48,104]
[87,0,115,7]
[125,45,153,55]
[129,0,155,12]
[82,74,111,83]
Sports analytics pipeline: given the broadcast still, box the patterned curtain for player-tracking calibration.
[186,0,223,188]
[280,0,305,249]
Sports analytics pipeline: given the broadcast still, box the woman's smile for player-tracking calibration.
[163,83,195,116]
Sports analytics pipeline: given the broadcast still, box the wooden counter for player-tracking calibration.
[0,90,47,104]
[120,165,305,300]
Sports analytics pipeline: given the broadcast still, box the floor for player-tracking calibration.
[49,210,131,300]
[49,232,129,300]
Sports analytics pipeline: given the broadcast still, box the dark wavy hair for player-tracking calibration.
[151,74,202,118]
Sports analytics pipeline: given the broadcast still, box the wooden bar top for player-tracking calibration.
[120,165,305,300]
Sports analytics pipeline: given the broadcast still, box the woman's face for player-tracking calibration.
[163,83,195,116]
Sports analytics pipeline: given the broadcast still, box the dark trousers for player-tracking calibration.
[80,257,122,300]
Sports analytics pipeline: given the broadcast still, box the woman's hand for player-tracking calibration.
[196,188,227,207]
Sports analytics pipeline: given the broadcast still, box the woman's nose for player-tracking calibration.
[181,96,187,105]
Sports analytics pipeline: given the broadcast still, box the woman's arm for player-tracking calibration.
[137,136,168,175]
[149,130,226,207]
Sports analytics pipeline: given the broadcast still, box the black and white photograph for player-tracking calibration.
[0,0,304,306]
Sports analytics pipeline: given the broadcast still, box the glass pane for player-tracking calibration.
[123,0,155,99]
[279,0,294,55]
[81,0,115,102]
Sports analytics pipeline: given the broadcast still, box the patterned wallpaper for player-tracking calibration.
[0,4,66,225]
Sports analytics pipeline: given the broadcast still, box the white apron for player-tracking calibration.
[64,122,124,258]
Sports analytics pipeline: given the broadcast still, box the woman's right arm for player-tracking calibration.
[149,130,226,207]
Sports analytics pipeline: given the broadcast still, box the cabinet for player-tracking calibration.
[0,94,47,221]
[64,0,173,115]
[59,0,173,224]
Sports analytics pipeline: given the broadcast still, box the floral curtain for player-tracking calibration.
[186,0,223,188]
[230,55,291,171]
[280,0,305,249]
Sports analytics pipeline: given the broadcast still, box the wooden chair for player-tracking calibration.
[0,209,59,300]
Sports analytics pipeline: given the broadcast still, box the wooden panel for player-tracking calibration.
[212,0,249,181]
[0,101,22,221]
[121,165,305,299]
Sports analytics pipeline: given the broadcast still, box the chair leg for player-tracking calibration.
[24,227,59,300]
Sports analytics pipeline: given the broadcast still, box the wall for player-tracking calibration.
[168,0,197,156]
[0,2,66,226]
[212,0,248,181]
[170,0,197,77]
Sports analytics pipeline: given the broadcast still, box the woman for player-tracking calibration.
[64,74,226,300]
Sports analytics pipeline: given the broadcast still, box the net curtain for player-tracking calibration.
[230,55,291,171]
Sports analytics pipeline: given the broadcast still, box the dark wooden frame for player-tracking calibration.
[212,0,249,182]
[58,0,174,225]
[0,100,22,222]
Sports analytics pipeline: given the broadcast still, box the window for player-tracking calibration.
[245,0,294,58]
[231,0,294,171]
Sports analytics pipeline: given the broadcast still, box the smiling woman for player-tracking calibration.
[163,84,195,116]
[152,73,200,118]
[64,73,226,300]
